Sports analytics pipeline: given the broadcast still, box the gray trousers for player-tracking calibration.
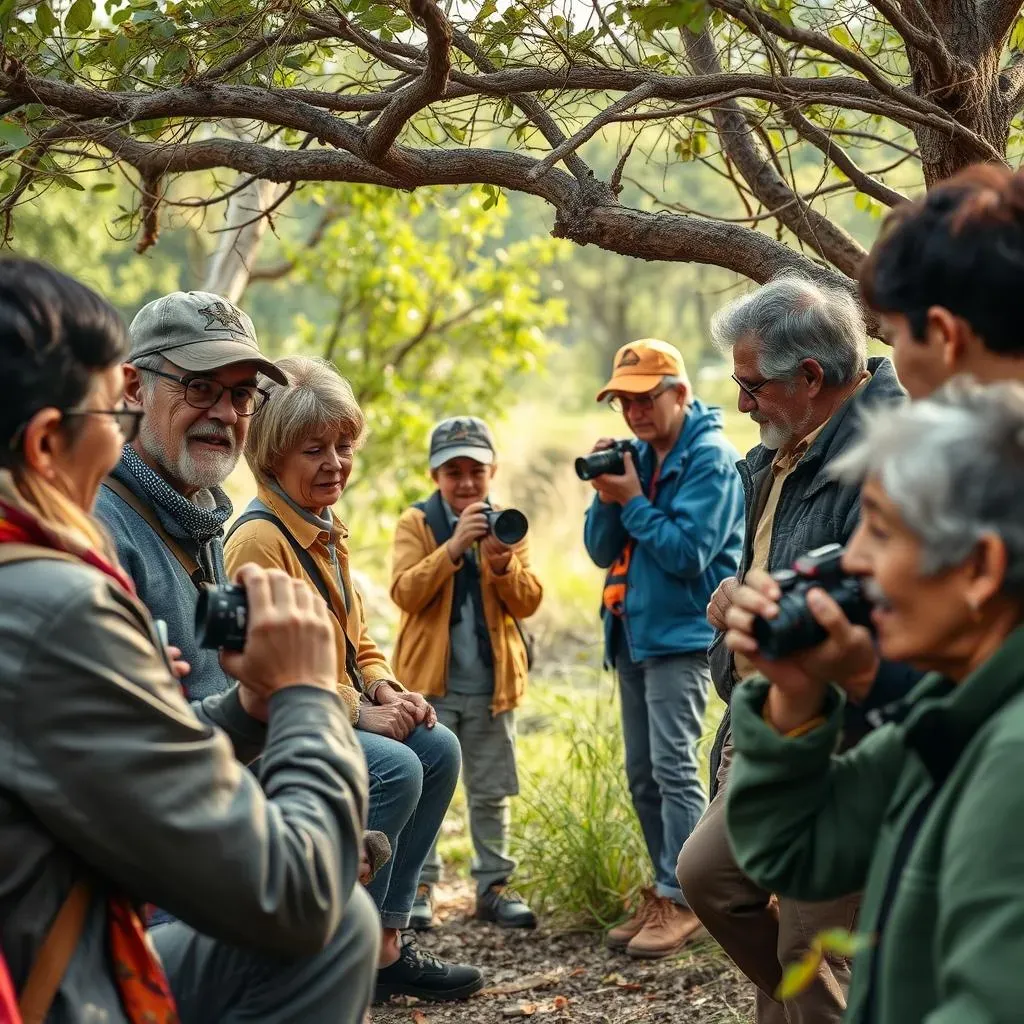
[420,693,519,895]
[152,885,379,1024]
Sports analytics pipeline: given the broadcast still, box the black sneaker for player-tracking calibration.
[409,883,434,931]
[374,934,484,1003]
[475,883,537,929]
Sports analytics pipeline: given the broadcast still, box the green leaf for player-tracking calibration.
[814,929,873,958]
[91,182,117,192]
[390,16,411,32]
[111,7,131,23]
[0,121,31,152]
[35,3,57,35]
[64,0,94,32]
[777,949,823,1001]
[1012,16,1024,52]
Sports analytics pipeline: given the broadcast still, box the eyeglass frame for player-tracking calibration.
[138,366,269,416]
[63,408,144,444]
[607,383,674,414]
[730,373,778,404]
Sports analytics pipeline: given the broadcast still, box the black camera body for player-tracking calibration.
[195,584,248,651]
[483,504,528,545]
[752,544,872,659]
[574,439,635,482]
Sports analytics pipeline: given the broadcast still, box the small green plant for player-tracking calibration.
[510,684,649,929]
[777,929,874,1000]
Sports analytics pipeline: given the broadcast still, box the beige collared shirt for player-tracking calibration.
[733,377,868,681]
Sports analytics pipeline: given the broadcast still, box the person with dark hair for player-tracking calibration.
[722,379,1024,1023]
[0,259,377,1023]
[859,162,1024,398]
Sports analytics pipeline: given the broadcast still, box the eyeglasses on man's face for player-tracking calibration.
[63,408,144,444]
[731,373,774,403]
[608,384,671,414]
[139,367,269,416]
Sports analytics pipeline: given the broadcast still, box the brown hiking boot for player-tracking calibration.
[606,888,657,950]
[626,896,705,960]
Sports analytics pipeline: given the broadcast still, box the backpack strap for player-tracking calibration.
[18,882,92,1024]
[228,508,363,690]
[102,478,206,589]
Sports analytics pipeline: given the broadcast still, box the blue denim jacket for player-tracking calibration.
[583,400,744,663]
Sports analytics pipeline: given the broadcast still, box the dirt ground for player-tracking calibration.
[373,882,753,1024]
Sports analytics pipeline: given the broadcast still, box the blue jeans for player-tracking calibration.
[615,650,710,907]
[358,723,461,929]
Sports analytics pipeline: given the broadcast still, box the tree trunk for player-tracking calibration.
[907,2,1014,185]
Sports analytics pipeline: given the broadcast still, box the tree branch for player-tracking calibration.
[865,0,956,87]
[982,0,1024,48]
[684,29,866,277]
[1000,49,1024,115]
[781,108,909,207]
[362,0,451,162]
[248,204,342,282]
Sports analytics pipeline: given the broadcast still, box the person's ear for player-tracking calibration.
[20,407,66,481]
[123,363,145,410]
[923,306,965,374]
[801,359,826,398]
[964,532,1008,613]
[488,463,498,481]
[430,468,440,484]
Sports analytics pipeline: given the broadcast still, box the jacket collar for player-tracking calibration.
[255,481,347,551]
[896,625,1024,783]
[742,357,905,488]
[635,398,720,480]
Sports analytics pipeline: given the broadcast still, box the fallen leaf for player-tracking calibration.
[479,968,568,997]
[412,1012,428,1024]
[552,995,569,1009]
[569,967,586,978]
[502,1002,539,1017]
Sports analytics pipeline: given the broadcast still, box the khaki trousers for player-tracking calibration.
[676,741,859,1024]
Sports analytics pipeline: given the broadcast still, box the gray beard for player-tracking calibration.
[758,420,791,451]
[138,419,239,493]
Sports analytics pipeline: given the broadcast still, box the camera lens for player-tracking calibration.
[487,508,528,545]
[574,446,626,481]
[195,584,248,651]
[753,578,871,660]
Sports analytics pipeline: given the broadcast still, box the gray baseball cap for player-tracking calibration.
[428,416,495,470]
[128,291,288,385]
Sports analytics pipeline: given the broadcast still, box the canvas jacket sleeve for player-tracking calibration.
[10,564,368,957]
[619,444,743,580]
[726,677,905,903]
[390,509,460,614]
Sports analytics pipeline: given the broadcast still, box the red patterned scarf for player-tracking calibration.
[0,499,179,1024]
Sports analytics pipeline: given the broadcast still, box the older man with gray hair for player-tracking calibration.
[676,275,919,1024]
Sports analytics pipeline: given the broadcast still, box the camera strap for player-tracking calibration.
[228,510,363,691]
[602,463,662,618]
[102,477,207,588]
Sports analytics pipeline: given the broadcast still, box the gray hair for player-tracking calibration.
[129,352,166,397]
[244,356,365,482]
[710,275,867,386]
[832,377,1024,594]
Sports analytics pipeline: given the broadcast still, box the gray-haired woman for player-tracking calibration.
[718,378,1024,1024]
[226,356,482,1005]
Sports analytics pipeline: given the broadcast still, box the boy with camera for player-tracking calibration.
[390,416,543,930]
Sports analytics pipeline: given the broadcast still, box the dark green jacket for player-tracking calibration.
[726,625,1024,1024]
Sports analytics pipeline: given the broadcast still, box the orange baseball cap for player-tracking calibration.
[596,338,686,402]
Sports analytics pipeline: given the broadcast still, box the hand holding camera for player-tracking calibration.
[446,501,490,562]
[214,564,338,705]
[724,551,880,731]
[577,439,642,505]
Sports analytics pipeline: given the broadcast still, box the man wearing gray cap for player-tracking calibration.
[96,291,286,712]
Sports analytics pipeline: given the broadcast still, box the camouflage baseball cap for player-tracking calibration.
[128,291,288,385]
[428,416,495,470]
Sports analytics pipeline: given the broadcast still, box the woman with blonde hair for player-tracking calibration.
[0,259,377,1023]
[227,356,482,1004]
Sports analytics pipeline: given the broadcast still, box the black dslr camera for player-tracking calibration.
[196,584,248,651]
[574,439,635,482]
[483,503,528,545]
[752,544,872,659]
